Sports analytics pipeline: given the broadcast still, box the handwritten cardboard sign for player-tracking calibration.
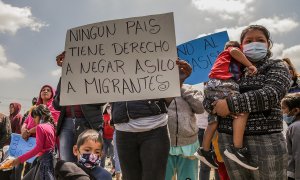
[60,12,180,105]
[177,31,229,84]
[8,133,36,163]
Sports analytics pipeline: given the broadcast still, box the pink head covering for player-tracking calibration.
[9,102,21,119]
[24,85,60,135]
[9,102,22,134]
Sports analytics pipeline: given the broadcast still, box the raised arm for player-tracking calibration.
[165,59,192,106]
[53,77,62,111]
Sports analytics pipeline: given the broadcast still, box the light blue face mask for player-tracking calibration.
[243,42,268,62]
[283,113,296,124]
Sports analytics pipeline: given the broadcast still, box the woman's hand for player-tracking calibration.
[56,51,65,67]
[176,59,192,86]
[21,129,30,141]
[212,99,230,117]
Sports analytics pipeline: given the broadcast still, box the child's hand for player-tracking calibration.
[0,157,20,170]
[11,158,21,167]
[0,159,13,169]
[246,65,257,76]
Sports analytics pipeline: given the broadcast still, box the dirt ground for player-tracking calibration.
[104,157,217,180]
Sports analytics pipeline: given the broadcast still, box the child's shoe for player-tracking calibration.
[194,147,218,169]
[224,145,258,170]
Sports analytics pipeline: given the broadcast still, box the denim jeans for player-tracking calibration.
[113,131,121,173]
[100,138,115,168]
[59,117,80,162]
[198,128,219,180]
[116,125,170,180]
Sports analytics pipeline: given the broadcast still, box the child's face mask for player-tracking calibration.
[78,153,101,169]
[283,113,296,125]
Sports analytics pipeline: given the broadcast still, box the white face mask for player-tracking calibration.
[243,42,268,62]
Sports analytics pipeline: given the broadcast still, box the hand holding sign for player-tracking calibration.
[177,59,192,86]
[56,51,65,67]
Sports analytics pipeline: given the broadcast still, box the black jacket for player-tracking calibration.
[111,99,167,124]
[55,160,93,180]
[55,160,112,180]
[0,114,11,149]
[53,78,104,136]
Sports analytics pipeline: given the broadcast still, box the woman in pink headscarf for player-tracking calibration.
[21,85,60,140]
[9,103,22,134]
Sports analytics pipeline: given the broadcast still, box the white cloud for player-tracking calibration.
[282,45,300,70]
[209,17,299,42]
[51,69,61,77]
[0,45,24,79]
[192,0,254,19]
[0,44,7,64]
[252,17,299,34]
[0,0,47,34]
[197,26,243,41]
[204,17,212,22]
[213,26,244,41]
[271,43,285,59]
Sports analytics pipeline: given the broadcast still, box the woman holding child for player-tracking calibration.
[213,25,290,179]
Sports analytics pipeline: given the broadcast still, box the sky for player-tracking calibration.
[0,0,300,114]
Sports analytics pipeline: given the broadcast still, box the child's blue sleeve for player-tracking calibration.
[90,166,112,180]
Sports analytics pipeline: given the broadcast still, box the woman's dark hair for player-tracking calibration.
[283,58,299,81]
[281,93,300,110]
[32,97,38,106]
[103,103,111,114]
[31,104,56,127]
[240,25,273,59]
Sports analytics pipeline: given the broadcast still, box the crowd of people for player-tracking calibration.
[0,24,299,180]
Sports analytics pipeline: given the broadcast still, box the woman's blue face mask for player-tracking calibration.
[243,42,267,62]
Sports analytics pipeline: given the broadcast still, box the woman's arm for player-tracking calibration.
[21,121,30,140]
[164,59,192,107]
[28,127,36,135]
[224,60,290,114]
[53,77,62,111]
